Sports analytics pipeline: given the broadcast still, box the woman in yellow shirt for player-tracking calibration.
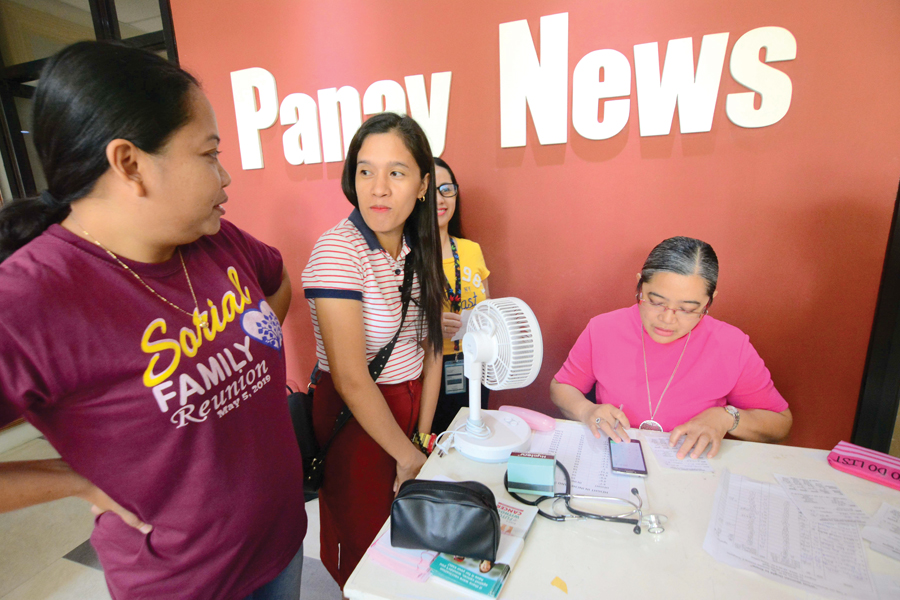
[431,157,491,433]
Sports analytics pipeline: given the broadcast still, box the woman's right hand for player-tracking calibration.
[393,446,427,495]
[77,481,153,534]
[441,312,462,339]
[578,403,631,443]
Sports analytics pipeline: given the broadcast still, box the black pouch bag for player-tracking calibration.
[390,479,501,562]
[287,365,349,495]
[287,384,319,484]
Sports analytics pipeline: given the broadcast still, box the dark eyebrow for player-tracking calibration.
[357,159,410,169]
[647,291,701,306]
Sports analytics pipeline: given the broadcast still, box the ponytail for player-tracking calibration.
[0,192,70,262]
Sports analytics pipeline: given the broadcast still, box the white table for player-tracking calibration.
[344,424,900,600]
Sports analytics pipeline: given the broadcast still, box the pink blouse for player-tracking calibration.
[554,305,788,431]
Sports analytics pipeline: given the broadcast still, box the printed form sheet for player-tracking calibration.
[774,475,868,524]
[704,469,876,600]
[642,431,714,472]
[528,421,646,500]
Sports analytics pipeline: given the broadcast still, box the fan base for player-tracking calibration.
[451,408,532,463]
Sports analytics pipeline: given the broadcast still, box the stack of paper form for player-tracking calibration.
[703,469,877,600]
[862,503,900,562]
[774,474,868,524]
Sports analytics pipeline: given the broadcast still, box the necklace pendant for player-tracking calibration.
[193,312,209,329]
[639,420,664,432]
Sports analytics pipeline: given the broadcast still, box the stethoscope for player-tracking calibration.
[504,460,667,535]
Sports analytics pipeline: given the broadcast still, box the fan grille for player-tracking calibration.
[467,298,542,390]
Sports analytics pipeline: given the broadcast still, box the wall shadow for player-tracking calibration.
[720,197,890,449]
[569,120,630,163]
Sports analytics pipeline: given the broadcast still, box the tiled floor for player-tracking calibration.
[0,426,341,600]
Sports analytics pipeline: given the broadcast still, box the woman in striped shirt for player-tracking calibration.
[301,113,444,587]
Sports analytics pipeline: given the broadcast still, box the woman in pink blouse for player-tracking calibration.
[550,237,792,460]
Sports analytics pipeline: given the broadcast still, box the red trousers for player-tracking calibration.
[312,371,421,588]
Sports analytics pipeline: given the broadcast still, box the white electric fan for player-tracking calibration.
[450,297,543,463]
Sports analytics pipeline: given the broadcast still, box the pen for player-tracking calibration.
[612,404,624,434]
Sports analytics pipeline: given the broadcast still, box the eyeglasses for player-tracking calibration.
[637,293,708,320]
[437,183,458,198]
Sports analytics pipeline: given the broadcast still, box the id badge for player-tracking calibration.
[444,358,466,394]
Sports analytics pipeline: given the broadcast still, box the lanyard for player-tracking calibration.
[444,237,461,352]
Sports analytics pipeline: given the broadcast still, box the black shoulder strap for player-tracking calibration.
[366,260,415,381]
[320,256,416,449]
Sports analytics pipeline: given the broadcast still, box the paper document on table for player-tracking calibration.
[450,309,472,342]
[528,420,646,500]
[862,502,900,562]
[704,469,876,600]
[774,474,868,524]
[641,431,713,472]
[873,573,900,599]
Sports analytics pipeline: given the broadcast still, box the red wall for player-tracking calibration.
[170,0,900,449]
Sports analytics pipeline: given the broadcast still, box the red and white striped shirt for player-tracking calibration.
[302,209,424,384]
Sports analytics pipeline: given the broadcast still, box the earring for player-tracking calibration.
[418,196,425,202]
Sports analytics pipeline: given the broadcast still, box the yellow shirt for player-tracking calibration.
[443,237,490,355]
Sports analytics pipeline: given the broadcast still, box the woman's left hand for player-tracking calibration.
[441,312,462,339]
[668,407,732,459]
[80,483,153,534]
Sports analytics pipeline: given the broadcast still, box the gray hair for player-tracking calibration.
[638,237,718,299]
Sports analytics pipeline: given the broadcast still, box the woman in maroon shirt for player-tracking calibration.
[0,42,305,600]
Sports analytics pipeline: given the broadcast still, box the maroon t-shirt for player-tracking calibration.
[0,220,306,600]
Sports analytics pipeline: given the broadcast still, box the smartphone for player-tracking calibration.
[608,438,648,477]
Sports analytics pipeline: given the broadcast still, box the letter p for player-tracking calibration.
[230,67,279,170]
